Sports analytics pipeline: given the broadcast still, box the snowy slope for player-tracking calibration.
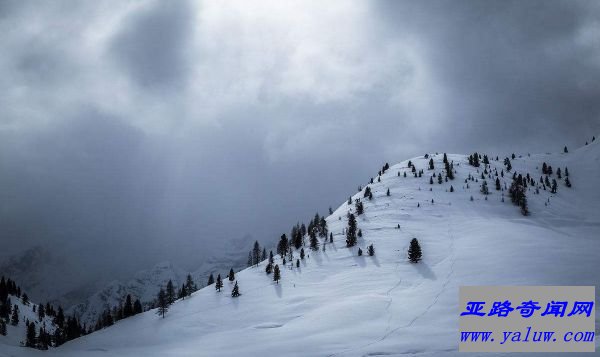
[2,141,599,357]
[0,295,57,348]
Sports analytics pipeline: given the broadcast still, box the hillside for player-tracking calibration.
[2,141,599,356]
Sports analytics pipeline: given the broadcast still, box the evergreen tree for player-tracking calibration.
[0,319,5,336]
[363,186,371,198]
[565,176,572,187]
[261,248,267,262]
[215,274,223,292]
[481,180,489,195]
[123,294,133,318]
[185,274,196,295]
[231,281,240,297]
[357,229,362,237]
[429,158,434,170]
[309,230,319,251]
[228,268,235,282]
[273,265,281,284]
[357,248,363,256]
[207,273,215,286]
[386,188,390,196]
[247,252,253,267]
[564,146,568,153]
[551,179,558,193]
[11,305,19,326]
[300,248,305,259]
[329,232,333,243]
[408,238,422,263]
[565,167,569,177]
[133,299,143,315]
[430,176,433,185]
[438,174,443,184]
[37,303,45,322]
[367,244,375,256]
[450,185,454,192]
[265,262,272,274]
[495,177,501,190]
[278,234,290,256]
[156,288,168,318]
[296,259,300,268]
[346,213,357,247]
[166,280,176,304]
[26,321,36,347]
[252,241,261,266]
[21,293,29,305]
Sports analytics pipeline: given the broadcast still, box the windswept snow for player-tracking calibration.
[2,142,599,357]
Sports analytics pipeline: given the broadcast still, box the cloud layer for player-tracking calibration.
[1,0,598,286]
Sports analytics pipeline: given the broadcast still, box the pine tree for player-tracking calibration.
[329,232,333,243]
[133,299,143,315]
[430,176,433,185]
[247,252,253,267]
[367,244,375,256]
[438,174,443,184]
[363,186,371,198]
[156,288,168,318]
[11,305,19,326]
[564,146,568,153]
[231,281,240,297]
[0,319,6,336]
[346,213,357,247]
[26,321,36,347]
[207,273,215,286]
[357,229,362,237]
[273,265,281,284]
[265,262,272,274]
[565,177,572,187]
[480,180,489,195]
[450,185,454,192]
[408,238,422,263]
[357,248,363,256]
[495,177,501,190]
[37,303,45,322]
[215,274,223,292]
[228,268,235,282]
[551,179,558,193]
[429,158,434,170]
[309,230,319,251]
[252,241,261,266]
[166,280,176,304]
[278,234,290,256]
[185,274,196,295]
[386,188,390,196]
[123,294,133,318]
[300,248,305,260]
[355,200,364,216]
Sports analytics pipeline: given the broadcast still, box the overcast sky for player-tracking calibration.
[1,0,599,281]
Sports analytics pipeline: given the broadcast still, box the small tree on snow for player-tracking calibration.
[408,238,422,263]
[231,282,240,297]
[156,288,168,318]
[273,265,281,284]
[228,268,235,282]
[367,244,375,256]
[215,274,223,292]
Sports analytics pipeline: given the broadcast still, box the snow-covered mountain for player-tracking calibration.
[67,236,251,327]
[2,140,599,356]
[0,294,58,348]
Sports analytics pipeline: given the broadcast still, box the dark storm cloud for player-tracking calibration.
[109,0,195,90]
[374,0,600,152]
[1,1,599,299]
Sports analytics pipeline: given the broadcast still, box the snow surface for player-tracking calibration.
[2,142,599,356]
